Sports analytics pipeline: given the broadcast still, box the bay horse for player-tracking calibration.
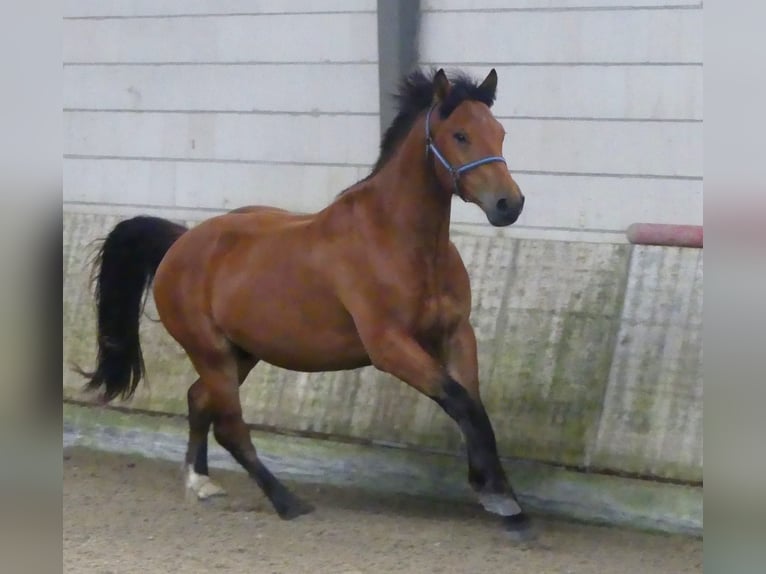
[77,68,533,540]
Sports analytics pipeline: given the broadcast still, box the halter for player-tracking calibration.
[424,103,507,199]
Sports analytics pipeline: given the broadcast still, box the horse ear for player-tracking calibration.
[479,68,498,99]
[433,68,451,103]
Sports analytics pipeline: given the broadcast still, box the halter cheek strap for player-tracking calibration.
[424,104,507,199]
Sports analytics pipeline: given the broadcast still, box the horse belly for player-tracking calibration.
[254,330,371,372]
[219,285,371,372]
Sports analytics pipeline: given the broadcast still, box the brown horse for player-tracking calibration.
[77,68,533,540]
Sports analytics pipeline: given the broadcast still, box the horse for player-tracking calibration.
[76,68,533,540]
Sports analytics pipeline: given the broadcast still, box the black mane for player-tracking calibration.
[370,68,497,175]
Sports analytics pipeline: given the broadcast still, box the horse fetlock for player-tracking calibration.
[467,466,486,491]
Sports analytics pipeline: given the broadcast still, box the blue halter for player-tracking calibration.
[424,103,507,199]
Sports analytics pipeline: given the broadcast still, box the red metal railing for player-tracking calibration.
[626,223,703,248]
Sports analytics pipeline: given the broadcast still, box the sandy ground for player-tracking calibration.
[63,446,701,574]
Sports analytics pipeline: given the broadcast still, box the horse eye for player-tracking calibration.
[453,132,468,144]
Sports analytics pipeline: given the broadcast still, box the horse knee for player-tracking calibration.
[187,379,207,406]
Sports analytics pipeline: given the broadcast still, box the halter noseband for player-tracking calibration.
[424,103,507,199]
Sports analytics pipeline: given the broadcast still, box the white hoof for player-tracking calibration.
[185,467,227,501]
[478,492,523,517]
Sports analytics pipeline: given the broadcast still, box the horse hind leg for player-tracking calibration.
[184,378,227,502]
[184,354,259,502]
[190,353,314,520]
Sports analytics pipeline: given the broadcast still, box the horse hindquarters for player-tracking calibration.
[150,222,315,520]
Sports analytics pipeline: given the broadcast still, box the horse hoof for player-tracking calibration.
[185,468,227,501]
[196,480,227,500]
[276,497,315,520]
[502,513,538,543]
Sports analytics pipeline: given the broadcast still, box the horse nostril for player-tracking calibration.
[496,198,509,212]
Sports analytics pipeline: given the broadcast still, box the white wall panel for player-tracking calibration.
[451,173,702,231]
[421,10,702,63]
[423,1,700,9]
[62,1,703,238]
[64,13,378,63]
[64,64,379,114]
[64,112,700,178]
[501,119,702,177]
[65,158,701,234]
[64,158,367,214]
[65,0,376,17]
[64,111,380,165]
[432,64,702,120]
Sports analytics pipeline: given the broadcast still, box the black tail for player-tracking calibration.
[76,215,188,402]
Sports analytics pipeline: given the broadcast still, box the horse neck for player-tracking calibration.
[369,116,453,256]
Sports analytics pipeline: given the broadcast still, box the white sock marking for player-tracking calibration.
[185,466,226,500]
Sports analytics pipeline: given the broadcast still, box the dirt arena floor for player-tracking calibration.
[63,446,701,574]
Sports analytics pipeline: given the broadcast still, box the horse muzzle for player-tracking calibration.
[482,194,525,227]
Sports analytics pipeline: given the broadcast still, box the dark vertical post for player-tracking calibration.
[377,0,421,133]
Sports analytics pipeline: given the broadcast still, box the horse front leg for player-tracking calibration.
[356,322,534,541]
[441,320,535,541]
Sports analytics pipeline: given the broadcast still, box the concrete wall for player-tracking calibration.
[63,211,702,485]
[62,0,703,513]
